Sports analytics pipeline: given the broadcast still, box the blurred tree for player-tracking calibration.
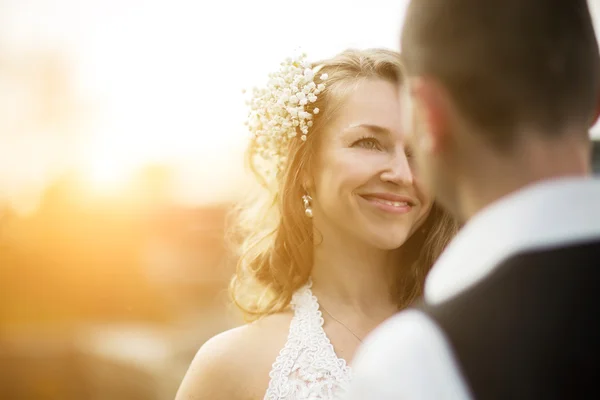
[0,175,171,328]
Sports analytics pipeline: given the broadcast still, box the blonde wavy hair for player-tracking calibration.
[229,48,458,322]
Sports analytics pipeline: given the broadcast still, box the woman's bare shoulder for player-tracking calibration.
[175,312,293,400]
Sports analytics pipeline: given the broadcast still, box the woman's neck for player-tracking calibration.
[310,231,400,315]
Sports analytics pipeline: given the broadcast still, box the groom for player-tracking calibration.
[346,0,600,398]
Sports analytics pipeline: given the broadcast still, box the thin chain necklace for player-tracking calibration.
[319,303,363,343]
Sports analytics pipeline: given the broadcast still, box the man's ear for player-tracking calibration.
[591,94,600,128]
[409,77,452,155]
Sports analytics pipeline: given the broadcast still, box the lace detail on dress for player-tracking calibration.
[264,281,353,400]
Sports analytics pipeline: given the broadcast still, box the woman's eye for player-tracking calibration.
[353,137,381,150]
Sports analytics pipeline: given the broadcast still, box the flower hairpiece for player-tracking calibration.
[244,52,328,177]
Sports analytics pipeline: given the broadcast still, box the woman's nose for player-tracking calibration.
[379,151,414,186]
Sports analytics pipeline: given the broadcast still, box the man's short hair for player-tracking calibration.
[401,0,600,148]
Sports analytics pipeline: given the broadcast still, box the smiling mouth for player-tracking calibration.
[371,198,410,207]
[360,195,415,214]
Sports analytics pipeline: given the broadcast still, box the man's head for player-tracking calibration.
[400,0,600,219]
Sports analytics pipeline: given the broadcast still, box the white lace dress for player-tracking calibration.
[264,282,353,400]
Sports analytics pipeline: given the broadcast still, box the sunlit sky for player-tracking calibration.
[1,0,599,211]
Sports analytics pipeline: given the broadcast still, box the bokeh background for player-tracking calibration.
[1,1,600,399]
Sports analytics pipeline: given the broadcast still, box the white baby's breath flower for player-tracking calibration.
[298,111,311,120]
[244,52,327,178]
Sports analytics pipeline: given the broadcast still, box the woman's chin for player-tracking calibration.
[366,230,411,250]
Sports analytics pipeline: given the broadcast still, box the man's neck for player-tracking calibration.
[457,134,591,222]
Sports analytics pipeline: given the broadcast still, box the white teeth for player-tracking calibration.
[381,200,408,207]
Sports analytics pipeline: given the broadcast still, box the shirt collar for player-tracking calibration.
[425,177,600,305]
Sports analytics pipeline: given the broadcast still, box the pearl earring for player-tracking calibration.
[302,194,313,218]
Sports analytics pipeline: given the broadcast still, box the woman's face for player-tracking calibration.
[310,78,433,250]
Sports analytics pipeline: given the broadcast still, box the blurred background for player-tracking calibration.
[1,1,600,399]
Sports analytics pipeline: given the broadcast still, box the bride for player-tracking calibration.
[176,48,457,400]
